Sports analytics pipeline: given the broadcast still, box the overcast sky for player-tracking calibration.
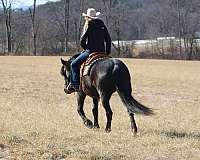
[11,0,59,8]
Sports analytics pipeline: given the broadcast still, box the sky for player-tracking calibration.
[10,0,60,9]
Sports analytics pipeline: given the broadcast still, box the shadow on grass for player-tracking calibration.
[0,143,5,149]
[89,154,125,160]
[90,155,112,160]
[158,130,200,139]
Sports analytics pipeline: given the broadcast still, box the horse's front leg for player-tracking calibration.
[77,92,93,129]
[92,98,100,129]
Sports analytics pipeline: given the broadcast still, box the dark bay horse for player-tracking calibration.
[60,56,153,133]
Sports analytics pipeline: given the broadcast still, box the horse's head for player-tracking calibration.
[60,58,71,93]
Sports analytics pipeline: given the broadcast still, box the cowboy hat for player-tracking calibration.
[82,8,101,19]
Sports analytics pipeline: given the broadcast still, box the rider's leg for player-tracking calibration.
[68,49,90,90]
[71,52,81,59]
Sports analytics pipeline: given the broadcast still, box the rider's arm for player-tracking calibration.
[80,29,89,50]
[104,26,111,55]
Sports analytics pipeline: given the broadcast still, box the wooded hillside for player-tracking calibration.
[0,0,200,59]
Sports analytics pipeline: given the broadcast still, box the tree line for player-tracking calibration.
[0,0,200,60]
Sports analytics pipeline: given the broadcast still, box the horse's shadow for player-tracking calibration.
[155,130,200,139]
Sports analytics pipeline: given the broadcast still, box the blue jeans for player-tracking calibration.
[70,49,90,85]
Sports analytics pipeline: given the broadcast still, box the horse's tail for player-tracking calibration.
[112,60,153,115]
[118,91,153,115]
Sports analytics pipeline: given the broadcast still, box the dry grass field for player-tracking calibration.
[0,56,200,160]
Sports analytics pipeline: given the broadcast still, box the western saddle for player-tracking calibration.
[80,52,111,90]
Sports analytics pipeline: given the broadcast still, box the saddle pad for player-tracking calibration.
[81,52,111,77]
[82,57,107,76]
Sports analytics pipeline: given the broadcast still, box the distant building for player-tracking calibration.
[194,32,200,39]
[112,40,134,46]
[157,37,175,40]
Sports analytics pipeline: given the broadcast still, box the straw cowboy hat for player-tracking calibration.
[82,8,101,19]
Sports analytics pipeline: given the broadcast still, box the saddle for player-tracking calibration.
[80,52,111,91]
[80,52,111,77]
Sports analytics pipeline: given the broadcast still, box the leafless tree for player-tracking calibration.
[29,0,38,56]
[176,0,182,57]
[73,0,85,51]
[1,0,12,53]
[102,0,122,56]
[64,0,70,52]
[0,0,200,59]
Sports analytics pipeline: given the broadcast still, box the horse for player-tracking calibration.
[60,55,153,134]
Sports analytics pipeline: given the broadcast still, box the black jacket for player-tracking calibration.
[80,19,111,54]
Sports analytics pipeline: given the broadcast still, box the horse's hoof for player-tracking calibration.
[84,119,93,129]
[93,124,100,130]
[131,130,137,136]
[105,128,111,133]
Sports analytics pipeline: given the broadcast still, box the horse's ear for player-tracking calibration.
[61,58,70,70]
[61,58,67,65]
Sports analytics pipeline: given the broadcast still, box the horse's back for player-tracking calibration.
[89,58,130,93]
[91,58,130,79]
[90,58,114,76]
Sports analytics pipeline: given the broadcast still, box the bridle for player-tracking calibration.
[61,65,70,88]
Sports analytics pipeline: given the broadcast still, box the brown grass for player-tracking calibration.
[0,56,200,160]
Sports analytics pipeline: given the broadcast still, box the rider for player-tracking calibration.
[66,8,111,93]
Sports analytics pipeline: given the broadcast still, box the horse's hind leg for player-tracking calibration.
[101,92,113,133]
[77,92,93,129]
[128,111,137,134]
[92,98,100,129]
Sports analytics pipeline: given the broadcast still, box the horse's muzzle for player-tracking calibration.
[64,86,75,94]
[64,87,69,94]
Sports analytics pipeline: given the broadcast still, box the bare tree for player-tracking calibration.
[74,0,85,51]
[64,0,70,52]
[176,0,182,57]
[0,0,199,59]
[173,0,200,59]
[102,0,113,28]
[1,0,12,53]
[113,16,121,55]
[0,12,6,54]
[29,0,38,56]
[102,0,121,55]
